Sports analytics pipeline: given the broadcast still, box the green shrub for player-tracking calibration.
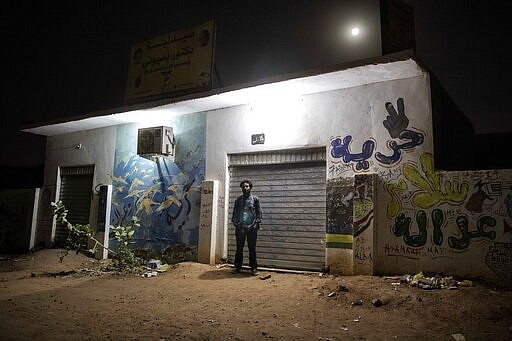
[51,201,143,273]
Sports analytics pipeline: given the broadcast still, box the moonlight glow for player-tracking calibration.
[351,27,360,36]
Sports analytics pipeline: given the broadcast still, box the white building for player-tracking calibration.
[23,51,512,285]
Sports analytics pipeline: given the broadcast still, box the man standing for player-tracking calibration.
[231,179,262,275]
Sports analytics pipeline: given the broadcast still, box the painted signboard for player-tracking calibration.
[125,20,215,104]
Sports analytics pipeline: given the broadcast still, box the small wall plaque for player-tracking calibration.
[251,133,265,145]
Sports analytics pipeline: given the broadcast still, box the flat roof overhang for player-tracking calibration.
[22,51,425,137]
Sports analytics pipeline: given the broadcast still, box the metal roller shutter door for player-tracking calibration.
[54,166,94,246]
[228,160,326,271]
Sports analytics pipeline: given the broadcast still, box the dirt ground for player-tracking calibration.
[0,249,511,341]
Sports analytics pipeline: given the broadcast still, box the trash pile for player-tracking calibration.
[386,271,473,290]
[141,259,171,278]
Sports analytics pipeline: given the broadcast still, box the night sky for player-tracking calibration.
[1,0,511,168]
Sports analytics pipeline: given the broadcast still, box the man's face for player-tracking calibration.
[241,183,251,195]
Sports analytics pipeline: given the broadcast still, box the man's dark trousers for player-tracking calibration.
[234,227,258,270]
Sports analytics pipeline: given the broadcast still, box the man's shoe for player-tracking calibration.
[251,269,259,276]
[231,268,241,274]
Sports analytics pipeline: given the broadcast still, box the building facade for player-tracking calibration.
[24,53,512,285]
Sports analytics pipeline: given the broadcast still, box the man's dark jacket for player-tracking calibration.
[232,194,262,230]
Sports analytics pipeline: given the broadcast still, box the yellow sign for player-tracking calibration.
[125,20,215,104]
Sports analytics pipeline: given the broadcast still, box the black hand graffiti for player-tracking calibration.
[383,98,409,138]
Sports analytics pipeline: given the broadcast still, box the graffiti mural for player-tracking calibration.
[111,113,206,259]
[353,174,375,269]
[403,153,468,209]
[328,97,428,250]
[330,98,425,175]
[465,180,506,214]
[375,98,424,165]
[486,243,512,279]
[353,177,374,238]
[330,135,375,171]
[324,91,512,282]
[379,150,512,280]
[383,155,509,251]
[326,178,354,249]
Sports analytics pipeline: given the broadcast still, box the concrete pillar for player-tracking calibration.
[352,174,376,275]
[198,180,218,265]
[94,185,112,260]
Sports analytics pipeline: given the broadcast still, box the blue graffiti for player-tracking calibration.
[330,98,424,169]
[374,129,424,165]
[330,135,375,171]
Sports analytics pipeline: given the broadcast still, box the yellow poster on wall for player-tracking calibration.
[125,20,215,104]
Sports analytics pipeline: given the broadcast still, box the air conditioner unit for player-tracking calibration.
[137,126,176,161]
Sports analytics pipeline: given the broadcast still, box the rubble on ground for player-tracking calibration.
[386,271,474,290]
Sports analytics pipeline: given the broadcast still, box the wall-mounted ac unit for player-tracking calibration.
[137,126,176,161]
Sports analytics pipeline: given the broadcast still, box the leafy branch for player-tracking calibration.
[51,201,142,272]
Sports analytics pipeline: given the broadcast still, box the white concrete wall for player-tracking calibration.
[206,74,432,264]
[39,126,116,240]
[44,126,116,188]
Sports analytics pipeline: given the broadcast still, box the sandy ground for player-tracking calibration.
[0,249,511,341]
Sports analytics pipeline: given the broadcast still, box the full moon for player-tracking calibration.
[351,27,360,36]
